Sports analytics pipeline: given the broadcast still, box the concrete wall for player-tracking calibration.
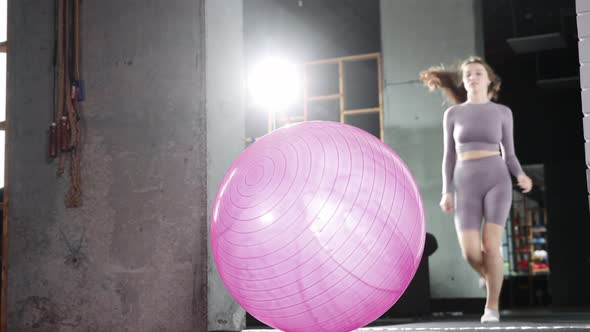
[7,1,208,331]
[379,0,485,299]
[578,0,590,211]
[547,0,590,307]
[206,0,247,331]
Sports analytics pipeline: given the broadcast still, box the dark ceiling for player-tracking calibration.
[481,0,582,164]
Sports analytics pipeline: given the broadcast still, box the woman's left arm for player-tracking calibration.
[501,106,532,193]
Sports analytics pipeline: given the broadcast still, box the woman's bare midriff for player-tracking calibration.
[458,150,500,160]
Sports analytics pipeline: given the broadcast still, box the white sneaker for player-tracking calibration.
[480,307,500,323]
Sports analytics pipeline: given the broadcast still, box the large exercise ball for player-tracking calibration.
[211,121,425,332]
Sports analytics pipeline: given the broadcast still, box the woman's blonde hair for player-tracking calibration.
[419,56,501,105]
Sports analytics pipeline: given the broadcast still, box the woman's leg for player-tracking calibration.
[481,223,504,310]
[453,159,487,280]
[482,168,512,314]
[456,230,485,278]
[455,186,485,277]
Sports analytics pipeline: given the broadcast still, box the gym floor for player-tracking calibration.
[243,308,590,331]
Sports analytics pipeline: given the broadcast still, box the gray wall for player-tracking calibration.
[379,0,485,299]
[206,0,247,331]
[7,1,208,331]
[579,0,590,208]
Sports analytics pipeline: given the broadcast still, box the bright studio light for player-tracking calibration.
[248,57,301,112]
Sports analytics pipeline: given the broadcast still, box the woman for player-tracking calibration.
[420,56,532,323]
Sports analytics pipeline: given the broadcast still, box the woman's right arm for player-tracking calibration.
[442,108,456,194]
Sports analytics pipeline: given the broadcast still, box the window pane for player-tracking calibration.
[0,0,5,41]
[0,53,5,122]
[0,131,4,188]
[0,0,6,189]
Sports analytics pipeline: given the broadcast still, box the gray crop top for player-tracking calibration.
[442,101,524,193]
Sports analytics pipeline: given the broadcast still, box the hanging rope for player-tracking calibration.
[56,0,66,175]
[65,0,82,207]
[51,0,83,208]
[49,0,60,159]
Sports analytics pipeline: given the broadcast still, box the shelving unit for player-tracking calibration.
[510,194,550,276]
[269,52,383,140]
[501,164,551,307]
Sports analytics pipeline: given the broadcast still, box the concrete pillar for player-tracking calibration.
[7,1,208,330]
[206,0,247,331]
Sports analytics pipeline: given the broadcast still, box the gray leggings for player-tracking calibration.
[453,155,512,231]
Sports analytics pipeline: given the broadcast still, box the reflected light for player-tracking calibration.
[248,57,301,112]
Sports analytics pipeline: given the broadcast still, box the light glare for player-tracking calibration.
[248,57,300,112]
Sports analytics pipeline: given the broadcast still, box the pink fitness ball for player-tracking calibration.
[211,121,425,332]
